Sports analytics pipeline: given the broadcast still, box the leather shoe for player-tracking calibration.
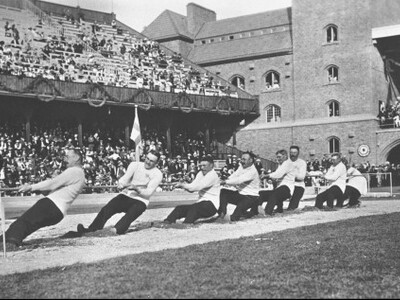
[77,223,90,234]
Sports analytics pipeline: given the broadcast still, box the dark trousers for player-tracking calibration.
[288,186,305,210]
[218,189,259,221]
[165,201,217,224]
[338,186,361,207]
[5,197,63,245]
[315,185,343,208]
[88,194,147,234]
[259,186,291,215]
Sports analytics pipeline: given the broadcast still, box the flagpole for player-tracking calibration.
[135,143,140,162]
[1,193,6,258]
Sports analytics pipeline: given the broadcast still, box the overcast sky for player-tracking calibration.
[42,0,292,32]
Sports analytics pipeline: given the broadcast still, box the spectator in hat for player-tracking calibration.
[4,21,11,36]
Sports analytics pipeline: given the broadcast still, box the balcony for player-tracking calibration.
[0,74,260,116]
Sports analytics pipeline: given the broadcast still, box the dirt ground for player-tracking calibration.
[0,199,399,275]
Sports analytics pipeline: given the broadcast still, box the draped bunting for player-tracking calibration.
[0,74,259,116]
[385,58,400,104]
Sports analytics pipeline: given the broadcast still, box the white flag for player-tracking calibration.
[130,106,141,146]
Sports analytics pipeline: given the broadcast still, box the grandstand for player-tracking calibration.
[0,0,277,192]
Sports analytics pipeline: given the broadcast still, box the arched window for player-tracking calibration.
[230,75,245,90]
[328,100,340,117]
[326,25,338,43]
[265,104,281,123]
[327,65,339,83]
[265,71,280,90]
[328,137,340,154]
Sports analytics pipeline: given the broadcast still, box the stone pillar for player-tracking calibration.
[204,121,211,153]
[23,105,34,144]
[125,122,130,147]
[75,109,86,148]
[77,121,83,148]
[164,116,173,157]
[232,129,237,146]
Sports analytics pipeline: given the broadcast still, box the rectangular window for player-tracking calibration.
[220,36,225,41]
[201,40,206,45]
[229,35,234,40]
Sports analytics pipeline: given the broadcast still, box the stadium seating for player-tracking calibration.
[0,3,240,98]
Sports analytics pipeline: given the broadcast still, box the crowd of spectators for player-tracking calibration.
[0,13,240,98]
[378,99,400,128]
[1,121,400,197]
[0,121,211,195]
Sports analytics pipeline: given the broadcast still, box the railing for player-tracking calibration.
[300,172,393,197]
[379,120,400,130]
[0,74,259,115]
[0,183,181,197]
[210,141,278,171]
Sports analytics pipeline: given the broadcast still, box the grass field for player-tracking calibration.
[1,212,400,298]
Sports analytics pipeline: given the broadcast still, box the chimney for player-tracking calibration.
[187,3,216,36]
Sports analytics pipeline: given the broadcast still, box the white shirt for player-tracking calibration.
[225,164,259,196]
[31,166,86,216]
[269,159,296,195]
[324,162,347,193]
[118,162,163,207]
[347,167,367,195]
[184,169,221,208]
[292,158,307,189]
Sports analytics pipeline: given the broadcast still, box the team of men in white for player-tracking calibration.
[1,149,86,249]
[164,155,220,224]
[77,150,163,235]
[218,152,260,222]
[315,153,348,209]
[2,146,368,250]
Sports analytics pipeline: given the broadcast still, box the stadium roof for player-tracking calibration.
[188,30,292,65]
[195,8,292,39]
[142,9,193,41]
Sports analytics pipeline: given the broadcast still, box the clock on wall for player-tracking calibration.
[358,145,370,157]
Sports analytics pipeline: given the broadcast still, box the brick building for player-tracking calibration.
[143,0,400,165]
